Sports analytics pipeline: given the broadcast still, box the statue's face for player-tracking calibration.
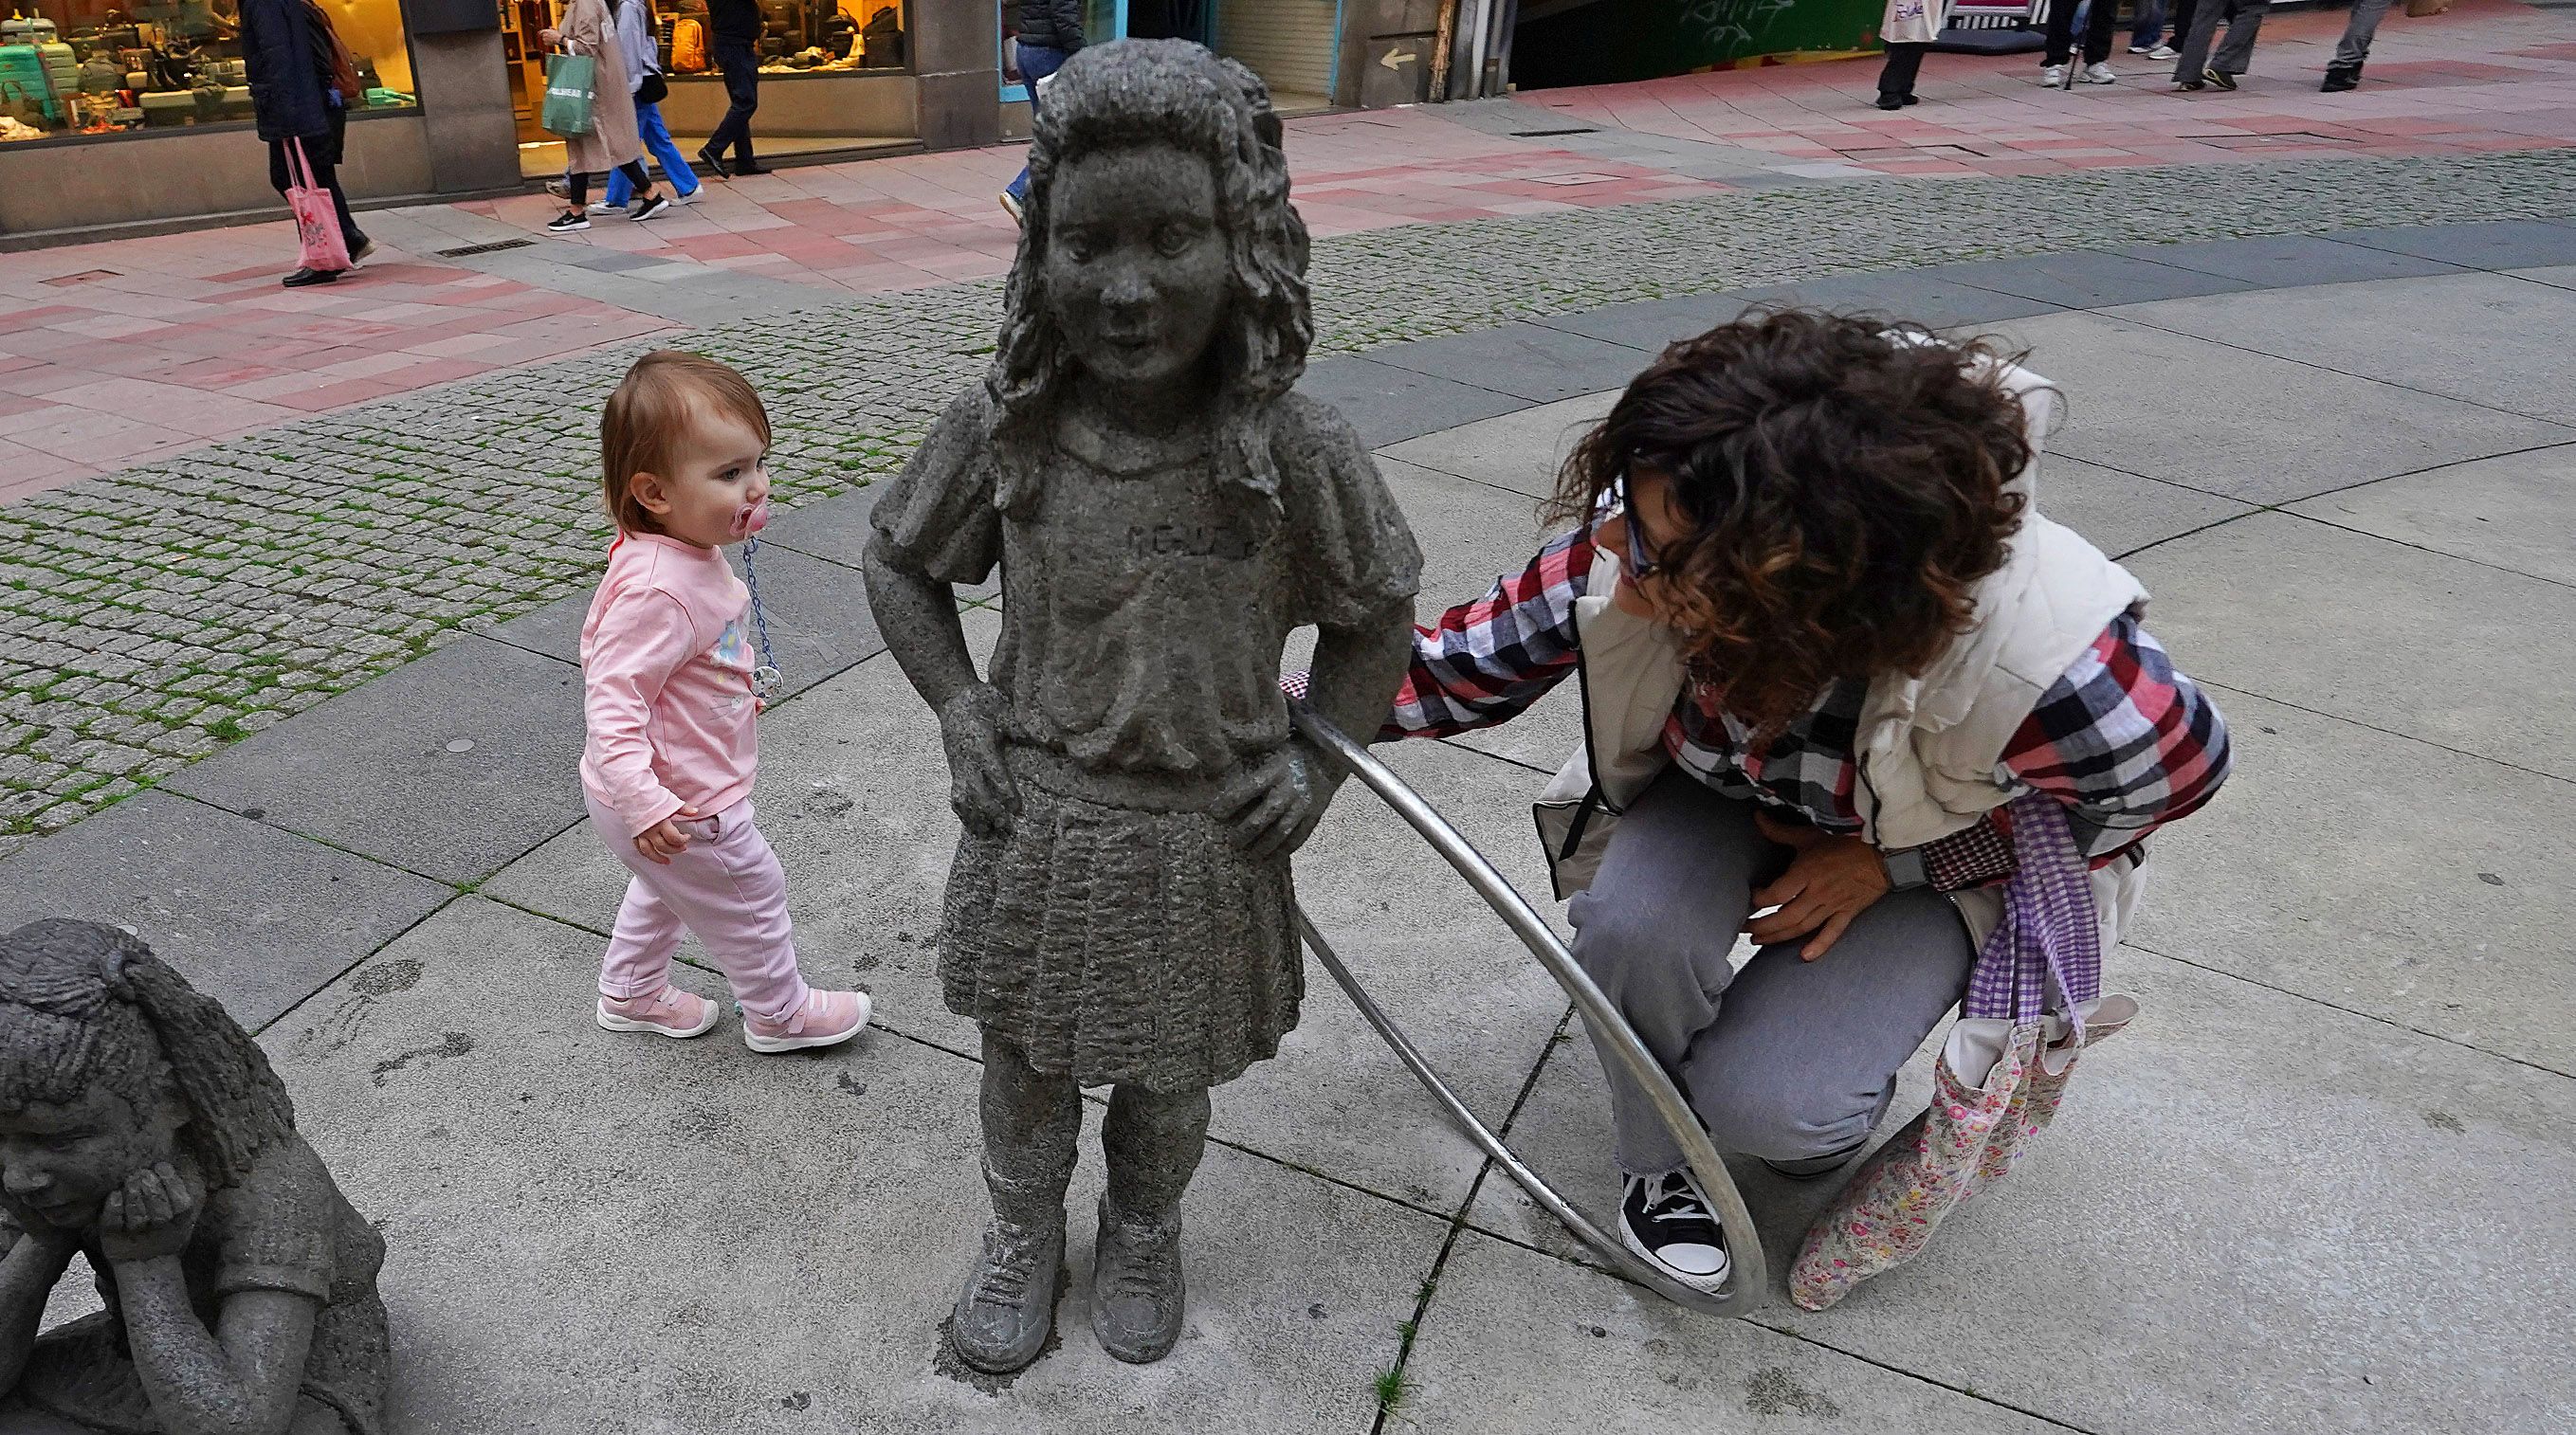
[0,1085,184,1233]
[1042,141,1230,391]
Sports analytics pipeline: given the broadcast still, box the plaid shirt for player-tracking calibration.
[1383,521,2231,891]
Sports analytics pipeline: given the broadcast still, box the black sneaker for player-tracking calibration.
[1618,1171,1730,1292]
[545,211,592,234]
[695,144,732,180]
[2205,67,2237,91]
[628,194,673,222]
[281,267,340,288]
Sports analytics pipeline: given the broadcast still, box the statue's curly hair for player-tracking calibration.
[988,38,1311,521]
[1550,310,2036,732]
[0,918,296,1191]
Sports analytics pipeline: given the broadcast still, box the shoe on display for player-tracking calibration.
[2080,62,2118,84]
[281,267,340,288]
[1617,1170,1731,1293]
[2148,44,2179,59]
[949,1215,1067,1374]
[546,211,592,233]
[2037,63,2069,87]
[629,194,674,223]
[2205,67,2237,90]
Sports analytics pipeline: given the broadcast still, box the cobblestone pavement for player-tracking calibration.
[5,144,2576,859]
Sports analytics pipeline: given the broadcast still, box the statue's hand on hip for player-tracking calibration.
[1217,742,1335,863]
[938,683,1020,836]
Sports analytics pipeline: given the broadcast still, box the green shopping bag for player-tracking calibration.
[540,52,596,137]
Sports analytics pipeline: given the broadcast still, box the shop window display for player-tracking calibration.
[0,0,414,144]
[661,0,905,78]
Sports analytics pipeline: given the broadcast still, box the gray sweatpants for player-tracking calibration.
[1566,771,1976,1175]
[2173,0,2271,80]
[2334,0,2395,65]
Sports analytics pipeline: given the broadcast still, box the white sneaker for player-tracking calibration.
[2081,62,2119,84]
[1618,1170,1730,1293]
[2148,44,2179,60]
[675,186,703,205]
[2037,64,2070,87]
[585,201,617,215]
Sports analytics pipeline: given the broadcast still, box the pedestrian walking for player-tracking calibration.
[541,0,673,231]
[998,0,1087,223]
[699,0,767,177]
[241,0,372,287]
[605,0,700,209]
[1874,0,1943,110]
[1371,311,2231,1295]
[2126,0,2179,59]
[2323,0,2401,89]
[2172,0,2271,90]
[2038,0,2120,86]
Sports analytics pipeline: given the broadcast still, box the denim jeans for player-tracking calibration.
[608,100,700,207]
[1004,43,1071,203]
[707,35,761,167]
[2131,0,2168,47]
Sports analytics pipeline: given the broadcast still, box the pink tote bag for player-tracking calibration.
[284,137,353,274]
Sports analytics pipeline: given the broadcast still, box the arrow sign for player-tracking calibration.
[1379,45,1417,70]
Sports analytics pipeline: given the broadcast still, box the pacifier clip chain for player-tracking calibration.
[740,532,783,699]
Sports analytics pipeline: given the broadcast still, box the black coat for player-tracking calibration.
[706,0,762,44]
[240,0,331,142]
[1015,0,1087,52]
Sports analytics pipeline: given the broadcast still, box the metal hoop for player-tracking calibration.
[1290,706,1767,1315]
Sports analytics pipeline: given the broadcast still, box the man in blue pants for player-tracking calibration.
[999,0,1087,224]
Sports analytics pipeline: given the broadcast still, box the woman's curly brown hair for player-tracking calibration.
[1550,310,2035,732]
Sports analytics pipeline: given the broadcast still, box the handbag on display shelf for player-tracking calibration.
[283,136,353,275]
[540,50,596,136]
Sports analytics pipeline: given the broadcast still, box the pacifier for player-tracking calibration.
[730,496,771,538]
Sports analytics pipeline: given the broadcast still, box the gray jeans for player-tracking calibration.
[1566,772,1976,1175]
[2173,0,2271,80]
[2334,0,2395,64]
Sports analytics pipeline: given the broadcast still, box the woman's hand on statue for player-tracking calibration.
[938,683,1020,835]
[96,1162,202,1265]
[1745,833,1891,960]
[1218,743,1332,862]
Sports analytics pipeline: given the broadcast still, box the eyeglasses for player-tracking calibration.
[1612,469,1668,584]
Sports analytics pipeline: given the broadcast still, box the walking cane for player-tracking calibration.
[1289,705,1769,1316]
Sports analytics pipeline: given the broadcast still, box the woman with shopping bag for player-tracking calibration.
[541,0,674,233]
[241,0,372,286]
[1372,310,2231,1302]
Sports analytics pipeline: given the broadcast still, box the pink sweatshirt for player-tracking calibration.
[579,532,761,838]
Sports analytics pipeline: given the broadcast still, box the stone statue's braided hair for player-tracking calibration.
[988,38,1312,522]
[0,919,296,1191]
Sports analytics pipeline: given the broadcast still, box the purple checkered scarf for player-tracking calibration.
[1963,792,2104,1034]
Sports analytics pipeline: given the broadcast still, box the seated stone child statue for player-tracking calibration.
[0,919,388,1435]
[863,39,1422,1374]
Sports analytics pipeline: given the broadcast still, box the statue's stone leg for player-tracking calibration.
[950,1031,1081,1374]
[1090,1081,1210,1363]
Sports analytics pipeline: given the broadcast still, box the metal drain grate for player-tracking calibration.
[434,239,539,258]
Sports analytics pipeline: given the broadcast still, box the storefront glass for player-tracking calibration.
[0,0,415,145]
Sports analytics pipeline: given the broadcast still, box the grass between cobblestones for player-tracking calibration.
[5,147,2574,858]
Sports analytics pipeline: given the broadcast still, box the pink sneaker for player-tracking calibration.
[596,985,721,1039]
[743,988,870,1053]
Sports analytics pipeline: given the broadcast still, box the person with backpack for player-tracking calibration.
[240,0,371,287]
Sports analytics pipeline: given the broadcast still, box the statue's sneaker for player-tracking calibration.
[1090,1197,1185,1363]
[595,986,721,1039]
[743,989,870,1053]
[950,1216,1067,1373]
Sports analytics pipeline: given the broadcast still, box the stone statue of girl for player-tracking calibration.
[863,39,1422,1374]
[0,919,388,1435]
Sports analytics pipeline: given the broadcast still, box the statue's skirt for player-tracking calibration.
[939,747,1304,1094]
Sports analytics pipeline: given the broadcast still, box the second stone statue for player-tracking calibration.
[863,38,1423,1374]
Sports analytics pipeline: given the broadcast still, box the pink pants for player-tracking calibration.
[588,794,812,1026]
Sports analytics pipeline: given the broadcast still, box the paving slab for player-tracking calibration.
[257,897,1446,1435]
[1461,946,2576,1435]
[2327,218,2576,272]
[2285,443,2576,588]
[1530,292,1758,353]
[2105,272,2576,426]
[2129,510,2576,779]
[1730,269,2066,330]
[162,635,586,887]
[488,539,886,701]
[765,481,1000,604]
[0,790,452,1030]
[1379,391,1617,501]
[2124,688,2576,1074]
[1365,322,1655,403]
[1399,1230,2062,1434]
[2507,263,2576,293]
[1297,356,1531,449]
[1984,311,2569,502]
[1376,455,1557,624]
[2118,234,2466,288]
[1918,249,2264,309]
[2034,452,2257,558]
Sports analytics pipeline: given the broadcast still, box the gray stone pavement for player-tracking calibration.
[9,220,2574,1430]
[8,151,2576,852]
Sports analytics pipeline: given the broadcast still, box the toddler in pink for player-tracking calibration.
[578,350,869,1053]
